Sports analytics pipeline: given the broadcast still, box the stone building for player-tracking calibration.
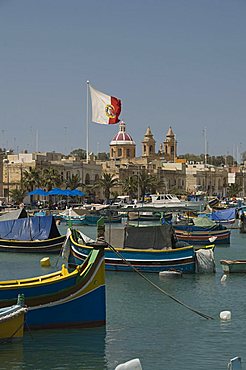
[163,126,177,162]
[1,152,102,202]
[185,163,228,196]
[141,127,156,159]
[101,124,186,196]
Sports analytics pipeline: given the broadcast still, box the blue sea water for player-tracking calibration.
[0,225,246,370]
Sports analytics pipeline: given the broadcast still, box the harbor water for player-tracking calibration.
[0,224,246,370]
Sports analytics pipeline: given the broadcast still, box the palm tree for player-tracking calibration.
[121,176,138,201]
[138,170,157,202]
[66,174,81,190]
[227,183,242,198]
[22,168,42,192]
[148,175,165,194]
[97,173,118,202]
[41,168,63,191]
[9,188,27,205]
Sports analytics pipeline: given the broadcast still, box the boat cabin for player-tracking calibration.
[150,194,181,204]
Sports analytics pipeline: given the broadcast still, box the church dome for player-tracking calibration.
[110,121,135,145]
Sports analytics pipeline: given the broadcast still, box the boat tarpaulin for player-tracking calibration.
[105,224,175,250]
[211,208,236,222]
[0,215,61,241]
[193,216,216,227]
[0,208,27,221]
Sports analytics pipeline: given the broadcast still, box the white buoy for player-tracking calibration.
[220,310,231,321]
[115,358,142,370]
[221,274,227,283]
[159,270,182,278]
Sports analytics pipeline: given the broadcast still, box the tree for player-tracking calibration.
[9,188,27,204]
[22,168,42,192]
[66,174,81,190]
[96,152,110,160]
[121,176,138,200]
[41,168,63,191]
[227,183,242,198]
[138,170,157,202]
[69,148,86,159]
[148,175,165,194]
[96,173,118,201]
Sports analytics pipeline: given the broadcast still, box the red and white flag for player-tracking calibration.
[89,85,121,124]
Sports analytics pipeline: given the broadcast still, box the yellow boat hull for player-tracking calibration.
[0,308,26,341]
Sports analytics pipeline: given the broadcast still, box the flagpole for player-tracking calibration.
[86,80,90,163]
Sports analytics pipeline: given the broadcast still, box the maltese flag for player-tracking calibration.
[89,84,121,124]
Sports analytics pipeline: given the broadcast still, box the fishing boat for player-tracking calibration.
[0,246,106,330]
[0,215,66,253]
[210,207,236,226]
[132,194,205,211]
[66,224,196,273]
[61,208,122,226]
[198,208,237,227]
[0,295,27,342]
[220,259,246,273]
[173,216,230,245]
[127,211,169,222]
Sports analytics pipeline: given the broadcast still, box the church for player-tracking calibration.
[109,120,177,162]
[101,121,185,195]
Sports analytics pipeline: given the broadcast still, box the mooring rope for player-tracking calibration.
[106,243,214,320]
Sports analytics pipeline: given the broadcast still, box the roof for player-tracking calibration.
[110,121,135,146]
[166,126,175,137]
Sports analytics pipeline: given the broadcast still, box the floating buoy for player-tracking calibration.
[220,310,231,321]
[221,274,227,283]
[115,358,142,370]
[159,270,182,278]
[40,257,51,267]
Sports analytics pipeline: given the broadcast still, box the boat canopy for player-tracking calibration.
[0,215,61,241]
[0,208,27,221]
[211,208,236,222]
[105,224,175,250]
[193,216,216,227]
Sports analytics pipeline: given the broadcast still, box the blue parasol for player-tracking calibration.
[47,188,63,195]
[28,188,48,196]
[70,189,85,196]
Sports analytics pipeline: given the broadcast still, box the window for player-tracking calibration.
[117,148,122,157]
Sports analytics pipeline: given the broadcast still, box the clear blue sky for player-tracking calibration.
[0,0,245,159]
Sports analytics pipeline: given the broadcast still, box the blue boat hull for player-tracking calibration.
[26,285,106,330]
[68,231,196,273]
[0,248,106,330]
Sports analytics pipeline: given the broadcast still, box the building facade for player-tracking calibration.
[1,152,102,202]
